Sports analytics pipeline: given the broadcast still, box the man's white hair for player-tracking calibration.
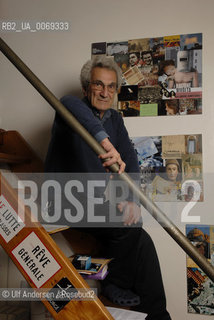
[80,56,123,92]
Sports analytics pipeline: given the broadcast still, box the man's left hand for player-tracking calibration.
[117,201,142,226]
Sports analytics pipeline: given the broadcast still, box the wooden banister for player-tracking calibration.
[0,174,114,320]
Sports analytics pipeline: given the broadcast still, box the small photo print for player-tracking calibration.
[106,41,128,56]
[186,224,214,316]
[91,42,106,56]
[118,101,140,117]
[180,33,202,50]
[138,86,162,104]
[123,66,144,85]
[128,38,150,52]
[118,85,138,101]
[140,103,158,117]
[182,154,202,181]
[163,34,180,47]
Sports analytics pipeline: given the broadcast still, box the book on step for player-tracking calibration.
[69,255,112,280]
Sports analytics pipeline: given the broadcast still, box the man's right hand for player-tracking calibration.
[99,138,126,174]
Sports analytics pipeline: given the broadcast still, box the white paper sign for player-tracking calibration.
[0,195,25,243]
[12,232,61,288]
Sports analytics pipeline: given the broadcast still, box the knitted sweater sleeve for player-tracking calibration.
[60,95,109,142]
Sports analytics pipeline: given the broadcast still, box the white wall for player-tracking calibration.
[1,0,214,319]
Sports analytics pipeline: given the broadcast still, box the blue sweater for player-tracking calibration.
[45,95,140,175]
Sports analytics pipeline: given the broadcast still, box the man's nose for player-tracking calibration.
[100,85,108,97]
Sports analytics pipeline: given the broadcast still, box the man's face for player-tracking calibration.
[166,164,178,181]
[143,53,152,65]
[129,53,138,66]
[87,67,117,117]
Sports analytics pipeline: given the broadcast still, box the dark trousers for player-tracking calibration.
[84,226,171,320]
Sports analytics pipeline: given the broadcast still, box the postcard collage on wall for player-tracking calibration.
[131,134,203,202]
[92,33,202,117]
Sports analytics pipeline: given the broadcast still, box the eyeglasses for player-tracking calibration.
[90,80,117,93]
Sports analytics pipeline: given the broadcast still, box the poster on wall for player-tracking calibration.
[131,134,203,202]
[92,33,202,117]
[186,225,214,315]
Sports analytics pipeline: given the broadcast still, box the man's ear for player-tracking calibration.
[82,88,87,97]
[82,88,87,96]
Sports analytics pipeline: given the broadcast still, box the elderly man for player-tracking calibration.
[45,56,171,320]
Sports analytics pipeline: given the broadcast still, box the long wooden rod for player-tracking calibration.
[1,37,214,282]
